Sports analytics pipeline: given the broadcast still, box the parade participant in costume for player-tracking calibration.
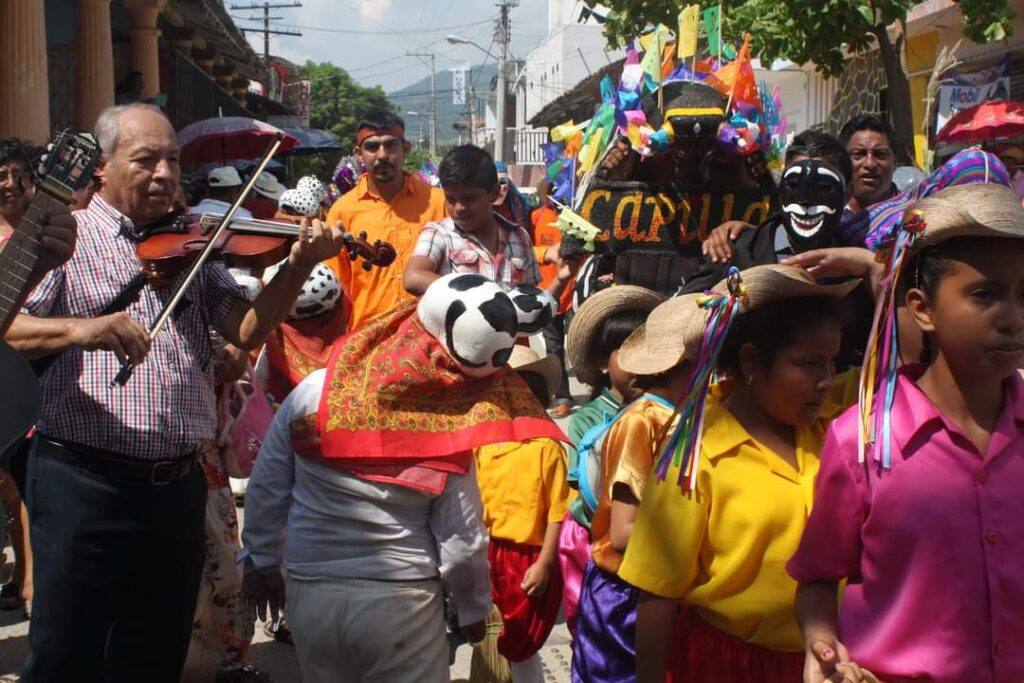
[276,176,328,224]
[6,103,345,683]
[616,265,861,683]
[570,293,704,682]
[685,130,852,287]
[560,285,665,637]
[241,273,568,683]
[474,345,572,683]
[325,110,446,330]
[685,131,876,371]
[577,80,776,298]
[255,262,347,403]
[790,184,1024,683]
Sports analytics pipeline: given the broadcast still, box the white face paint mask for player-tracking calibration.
[1012,169,1024,199]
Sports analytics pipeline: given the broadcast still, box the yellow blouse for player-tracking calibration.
[474,438,571,547]
[591,395,678,575]
[617,370,858,652]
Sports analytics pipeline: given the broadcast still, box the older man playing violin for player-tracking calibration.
[4,103,345,683]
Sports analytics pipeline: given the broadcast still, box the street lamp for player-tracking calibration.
[446,29,509,162]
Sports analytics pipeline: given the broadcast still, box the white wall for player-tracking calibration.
[517,21,623,126]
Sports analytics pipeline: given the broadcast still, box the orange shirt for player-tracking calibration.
[530,205,573,315]
[325,173,446,330]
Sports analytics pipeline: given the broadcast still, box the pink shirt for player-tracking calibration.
[788,367,1024,683]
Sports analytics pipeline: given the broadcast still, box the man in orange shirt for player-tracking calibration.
[325,111,446,330]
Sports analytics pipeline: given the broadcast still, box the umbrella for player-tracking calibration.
[178,117,299,166]
[279,127,344,155]
[935,100,1024,144]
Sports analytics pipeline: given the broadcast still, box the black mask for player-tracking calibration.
[779,159,846,251]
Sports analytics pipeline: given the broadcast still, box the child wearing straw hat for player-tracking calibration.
[560,286,666,638]
[570,292,706,683]
[614,264,862,683]
[473,345,573,683]
[790,183,1024,683]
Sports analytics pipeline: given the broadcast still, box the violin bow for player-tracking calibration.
[111,133,285,387]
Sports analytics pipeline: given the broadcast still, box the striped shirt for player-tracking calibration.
[23,194,245,461]
[413,213,539,289]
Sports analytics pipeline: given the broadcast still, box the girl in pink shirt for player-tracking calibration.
[789,184,1024,683]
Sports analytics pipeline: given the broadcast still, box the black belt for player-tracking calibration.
[35,437,198,485]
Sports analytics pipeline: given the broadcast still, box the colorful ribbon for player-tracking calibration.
[654,267,747,491]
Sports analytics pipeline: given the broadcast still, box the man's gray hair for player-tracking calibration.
[94,103,171,158]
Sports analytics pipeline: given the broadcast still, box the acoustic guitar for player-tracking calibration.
[0,130,101,458]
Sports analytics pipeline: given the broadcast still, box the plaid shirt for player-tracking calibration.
[23,194,245,461]
[413,214,539,289]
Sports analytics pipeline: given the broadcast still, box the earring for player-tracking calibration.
[747,373,754,387]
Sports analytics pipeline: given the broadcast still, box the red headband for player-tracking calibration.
[356,125,406,146]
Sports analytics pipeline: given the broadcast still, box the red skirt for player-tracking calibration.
[667,609,804,683]
[488,538,564,662]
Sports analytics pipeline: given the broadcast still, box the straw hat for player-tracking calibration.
[508,345,563,400]
[566,285,667,387]
[617,293,707,376]
[710,264,860,310]
[904,183,1024,252]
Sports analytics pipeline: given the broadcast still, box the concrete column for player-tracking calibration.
[76,0,115,130]
[0,0,50,143]
[125,0,168,99]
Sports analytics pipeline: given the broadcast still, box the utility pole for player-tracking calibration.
[494,0,517,163]
[231,2,302,60]
[407,51,437,158]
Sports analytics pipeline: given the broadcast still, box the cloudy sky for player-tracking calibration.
[234,0,550,94]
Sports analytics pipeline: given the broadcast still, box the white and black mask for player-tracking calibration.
[780,160,846,251]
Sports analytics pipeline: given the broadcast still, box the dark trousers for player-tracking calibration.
[21,447,207,683]
[543,312,573,403]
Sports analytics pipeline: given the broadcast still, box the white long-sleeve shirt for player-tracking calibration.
[241,369,492,627]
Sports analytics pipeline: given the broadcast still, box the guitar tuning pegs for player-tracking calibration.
[362,261,372,271]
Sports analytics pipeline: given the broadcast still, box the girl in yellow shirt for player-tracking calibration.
[615,264,861,683]
[570,294,703,683]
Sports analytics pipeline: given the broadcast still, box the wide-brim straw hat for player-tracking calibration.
[710,264,860,309]
[567,285,667,387]
[904,183,1024,252]
[509,345,563,400]
[618,293,707,376]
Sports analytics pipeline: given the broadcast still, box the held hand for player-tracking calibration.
[34,210,78,276]
[598,139,637,181]
[288,218,347,271]
[702,221,754,263]
[782,247,878,282]
[460,618,486,645]
[521,559,553,598]
[804,632,879,683]
[241,566,286,624]
[71,312,151,366]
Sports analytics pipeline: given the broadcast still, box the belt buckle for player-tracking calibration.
[150,460,179,485]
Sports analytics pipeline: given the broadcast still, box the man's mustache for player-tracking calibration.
[373,161,395,170]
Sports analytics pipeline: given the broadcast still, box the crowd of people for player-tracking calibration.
[0,95,1022,683]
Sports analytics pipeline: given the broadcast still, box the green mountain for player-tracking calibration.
[387,63,498,146]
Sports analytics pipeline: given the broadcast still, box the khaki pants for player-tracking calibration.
[286,572,450,683]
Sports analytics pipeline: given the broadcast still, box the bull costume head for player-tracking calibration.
[643,81,728,190]
[779,159,847,252]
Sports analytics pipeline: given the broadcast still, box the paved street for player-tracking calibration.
[0,366,585,681]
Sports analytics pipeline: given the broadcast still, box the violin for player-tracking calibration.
[135,211,396,281]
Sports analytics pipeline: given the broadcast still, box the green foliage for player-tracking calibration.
[403,146,432,174]
[300,61,395,151]
[589,0,1015,78]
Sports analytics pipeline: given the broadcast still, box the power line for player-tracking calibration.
[239,17,490,36]
[230,2,302,59]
